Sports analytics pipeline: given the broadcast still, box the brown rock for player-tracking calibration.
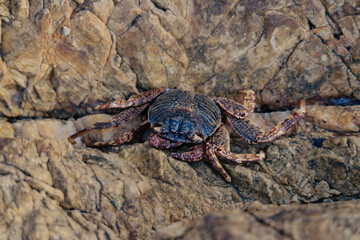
[153,200,360,240]
[10,0,29,20]
[306,105,360,132]
[0,119,14,138]
[8,104,360,205]
[0,137,244,239]
[1,0,360,116]
[1,0,360,238]
[51,10,112,109]
[80,0,114,23]
[115,11,189,89]
[260,32,357,108]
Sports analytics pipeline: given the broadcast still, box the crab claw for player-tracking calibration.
[259,150,266,159]
[187,133,203,143]
[68,135,76,144]
[299,99,306,115]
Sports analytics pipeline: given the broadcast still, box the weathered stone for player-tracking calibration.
[1,0,359,116]
[0,119,14,138]
[153,200,360,240]
[0,138,245,239]
[306,105,360,132]
[1,0,360,238]
[10,0,29,20]
[8,104,360,205]
[115,12,189,89]
[79,0,114,23]
[260,32,358,108]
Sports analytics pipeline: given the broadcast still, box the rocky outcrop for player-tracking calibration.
[0,0,359,239]
[1,0,359,117]
[153,200,360,240]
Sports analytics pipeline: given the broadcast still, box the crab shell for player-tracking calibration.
[148,89,221,143]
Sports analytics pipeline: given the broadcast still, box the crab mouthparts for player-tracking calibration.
[153,123,204,143]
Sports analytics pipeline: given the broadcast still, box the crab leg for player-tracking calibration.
[256,100,306,143]
[171,144,205,162]
[148,131,182,149]
[214,125,265,163]
[89,121,149,147]
[68,103,149,144]
[213,90,255,118]
[217,150,265,163]
[227,100,306,144]
[205,125,265,182]
[94,88,168,110]
[206,145,232,182]
[240,89,256,116]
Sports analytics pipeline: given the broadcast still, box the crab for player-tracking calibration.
[68,88,306,182]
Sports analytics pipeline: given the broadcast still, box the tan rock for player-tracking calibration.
[153,200,360,240]
[51,10,112,108]
[1,0,360,117]
[0,138,244,239]
[0,3,13,23]
[293,0,328,27]
[0,119,14,138]
[79,0,114,23]
[116,12,188,89]
[0,0,360,238]
[10,0,29,20]
[306,105,360,132]
[140,0,192,39]
[338,16,360,45]
[260,32,356,108]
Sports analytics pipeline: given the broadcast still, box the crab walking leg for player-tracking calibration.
[218,150,265,163]
[256,100,306,143]
[227,100,306,144]
[148,131,182,149]
[214,97,249,118]
[206,146,232,182]
[205,125,266,182]
[68,103,149,144]
[89,121,149,147]
[94,88,168,110]
[226,116,264,143]
[239,89,256,116]
[213,125,265,163]
[171,144,205,162]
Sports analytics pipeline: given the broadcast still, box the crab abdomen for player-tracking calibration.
[148,90,221,143]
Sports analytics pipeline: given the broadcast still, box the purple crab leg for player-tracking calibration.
[171,144,205,162]
[213,90,255,118]
[227,100,306,144]
[206,146,232,182]
[89,121,149,147]
[240,89,256,116]
[68,103,149,144]
[206,125,265,182]
[148,131,182,149]
[217,149,265,163]
[215,125,265,163]
[94,88,168,110]
[256,100,306,143]
[212,125,265,164]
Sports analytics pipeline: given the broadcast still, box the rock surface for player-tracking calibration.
[153,200,360,240]
[1,0,360,117]
[0,0,360,239]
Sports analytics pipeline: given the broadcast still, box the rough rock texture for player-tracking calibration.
[1,0,360,117]
[0,0,360,239]
[153,200,360,240]
[0,138,243,239]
